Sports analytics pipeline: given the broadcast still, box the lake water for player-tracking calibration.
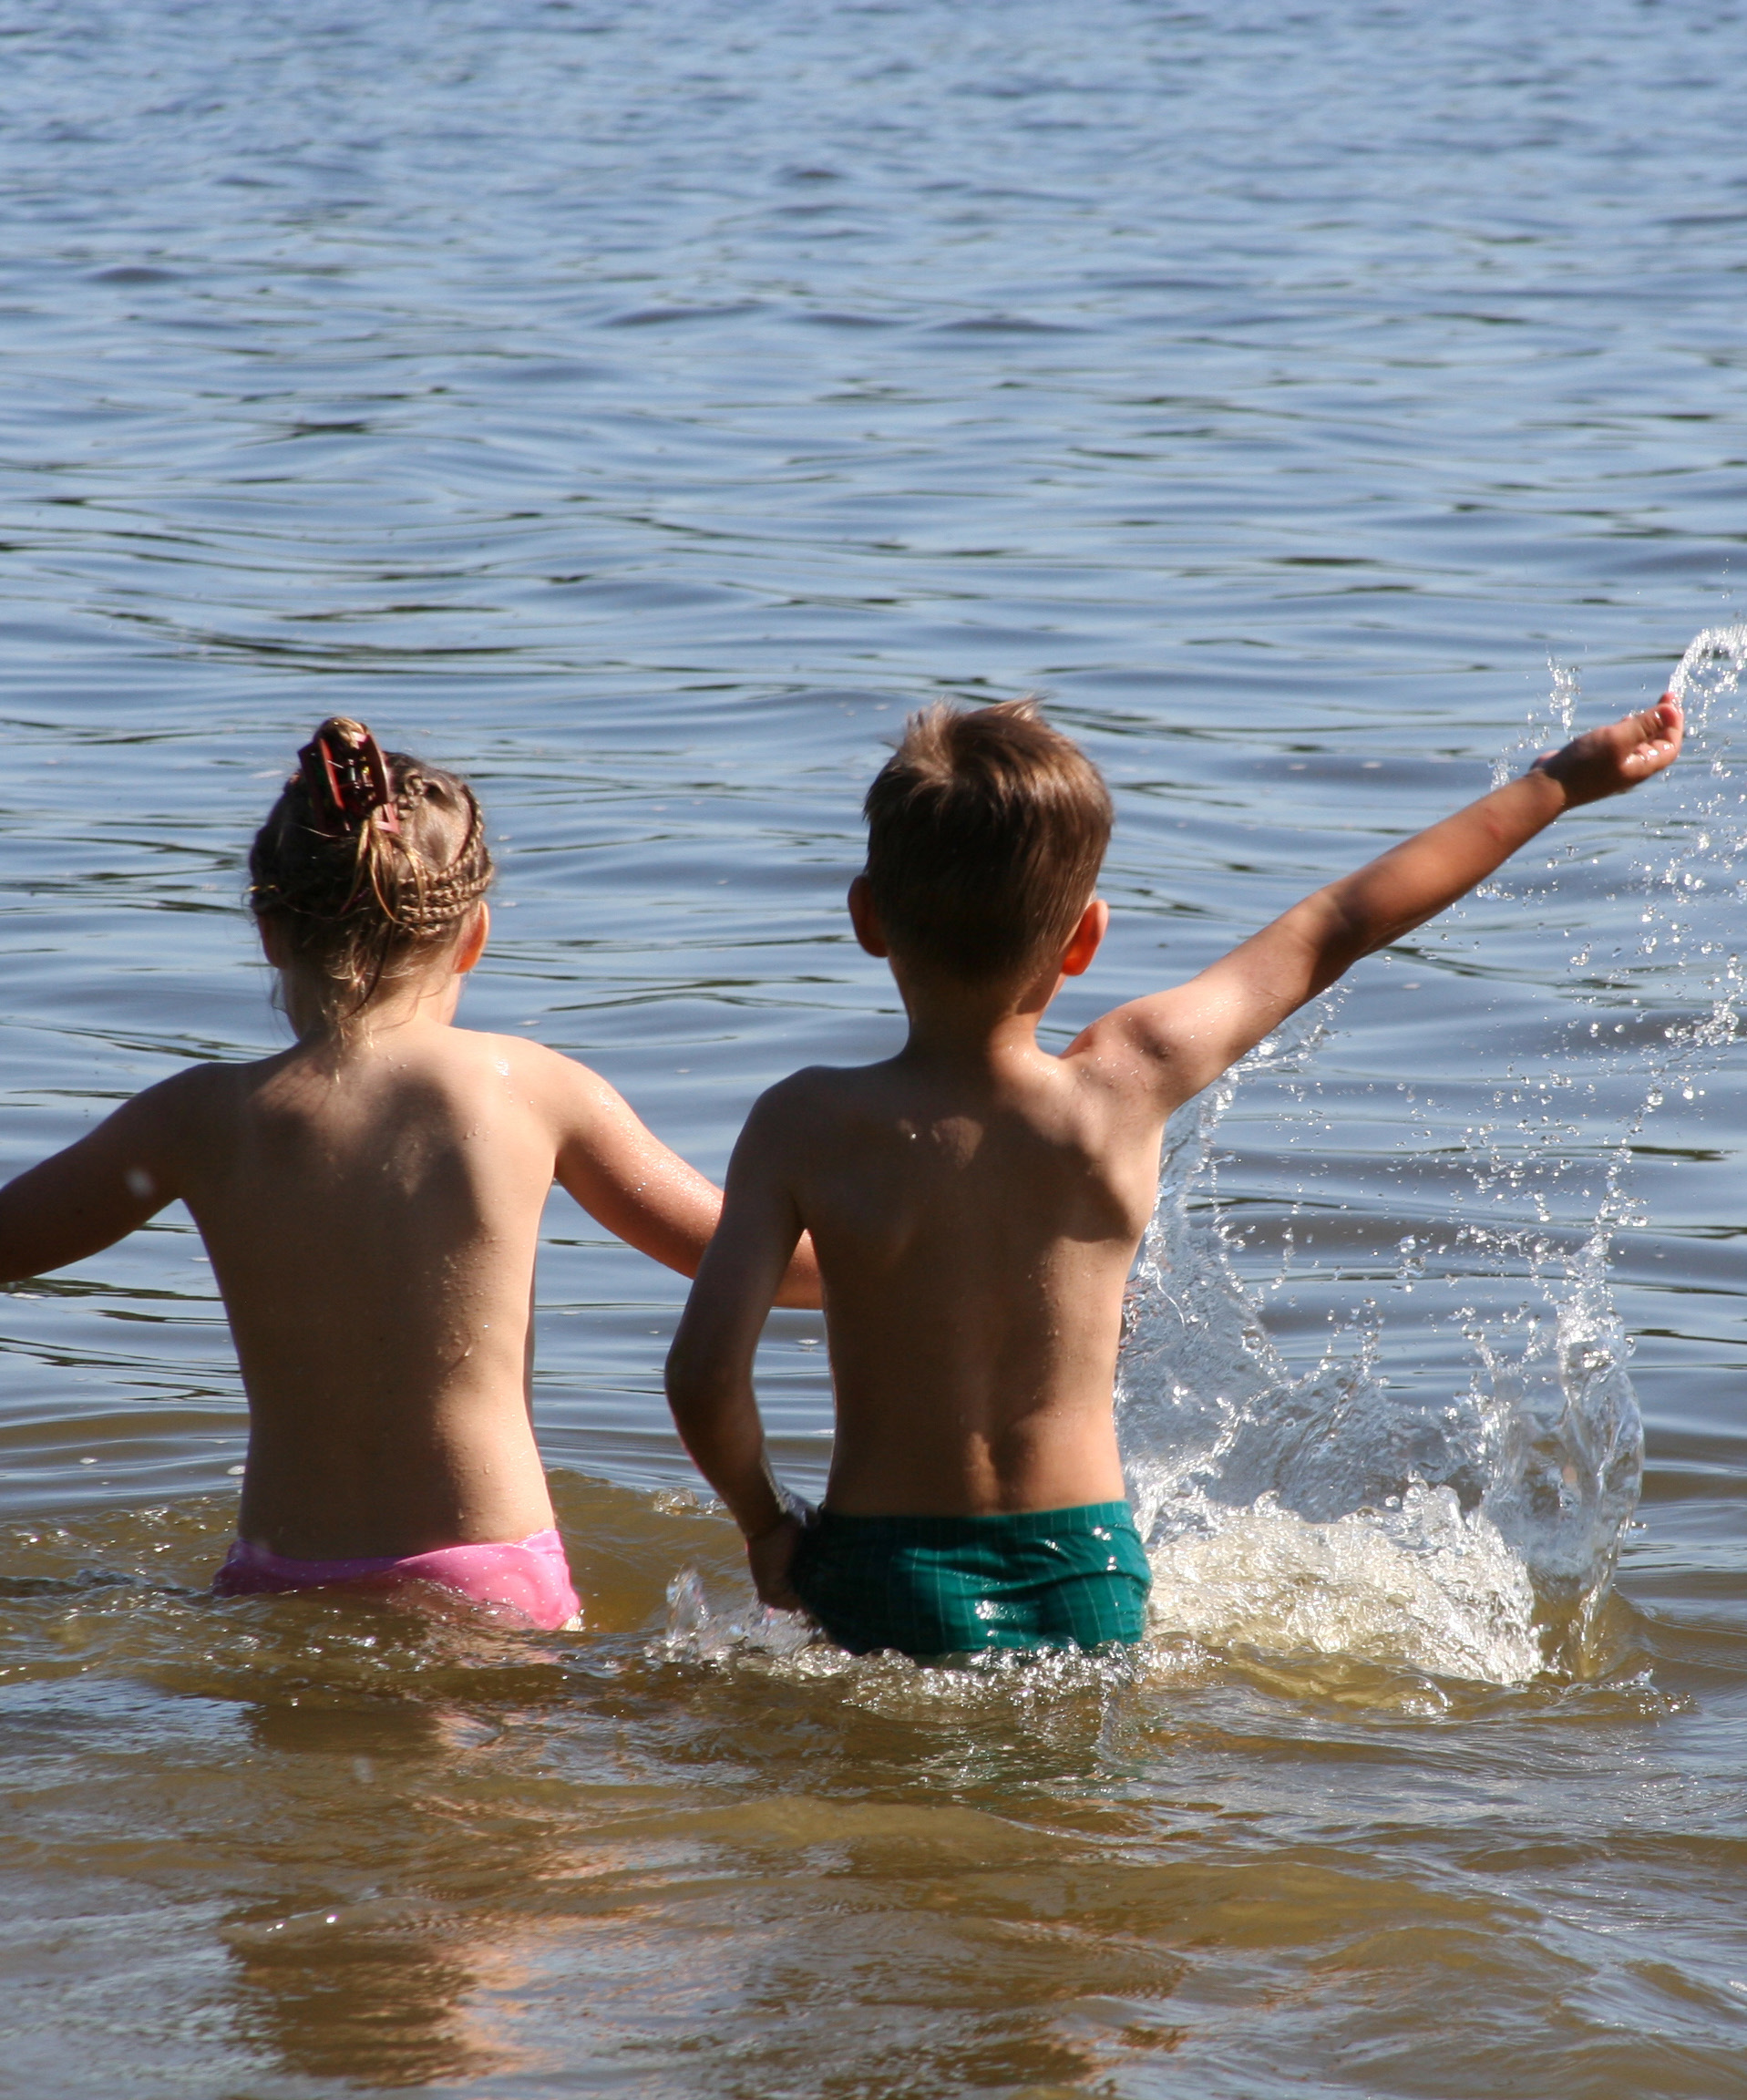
[4,2,1747,2093]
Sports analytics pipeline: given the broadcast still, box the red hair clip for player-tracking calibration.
[299,718,401,839]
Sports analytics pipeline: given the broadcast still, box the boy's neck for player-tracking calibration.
[891,960,1062,1072]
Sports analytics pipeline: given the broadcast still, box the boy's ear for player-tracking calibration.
[847,875,889,958]
[1058,898,1108,979]
[452,901,490,976]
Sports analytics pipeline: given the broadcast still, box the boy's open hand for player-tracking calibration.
[1531,695,1683,807]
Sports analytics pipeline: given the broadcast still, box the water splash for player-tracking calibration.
[658,1565,1204,1721]
[1667,624,1747,714]
[1119,633,1744,1686]
[1142,1484,1541,1684]
[663,1566,817,1663]
[1117,1026,1554,1687]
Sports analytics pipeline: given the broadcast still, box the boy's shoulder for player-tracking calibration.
[745,1058,920,1168]
[755,1058,896,1120]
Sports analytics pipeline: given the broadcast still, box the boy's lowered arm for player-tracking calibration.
[0,1076,192,1285]
[1083,697,1683,1110]
[546,1053,820,1308]
[664,1089,807,1602]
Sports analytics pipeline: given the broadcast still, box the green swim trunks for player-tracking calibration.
[789,1500,1151,1659]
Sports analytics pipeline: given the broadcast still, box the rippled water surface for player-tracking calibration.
[5,2,1747,2093]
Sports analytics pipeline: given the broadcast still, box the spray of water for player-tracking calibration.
[1667,624,1747,711]
[1118,629,1747,1686]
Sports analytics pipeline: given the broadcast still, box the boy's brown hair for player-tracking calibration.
[862,699,1113,982]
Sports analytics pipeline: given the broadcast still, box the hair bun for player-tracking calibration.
[298,717,401,839]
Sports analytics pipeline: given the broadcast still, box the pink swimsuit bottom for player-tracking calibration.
[213,1527,581,1632]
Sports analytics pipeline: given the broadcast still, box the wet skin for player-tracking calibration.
[0,906,818,1560]
[664,701,1684,1606]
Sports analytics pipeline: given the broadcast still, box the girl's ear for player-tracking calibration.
[256,917,290,970]
[452,901,490,976]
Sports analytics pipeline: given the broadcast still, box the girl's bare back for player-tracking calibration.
[178,1022,620,1559]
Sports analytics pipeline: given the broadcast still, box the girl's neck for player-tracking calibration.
[280,967,465,1045]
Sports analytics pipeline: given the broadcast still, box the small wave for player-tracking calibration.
[657,1567,1209,1713]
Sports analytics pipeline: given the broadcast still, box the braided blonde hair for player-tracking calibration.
[249,716,495,1029]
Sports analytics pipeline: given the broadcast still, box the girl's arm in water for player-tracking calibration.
[532,1044,821,1309]
[0,1072,199,1284]
[1077,697,1684,1112]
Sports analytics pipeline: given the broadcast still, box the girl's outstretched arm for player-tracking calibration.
[1079,696,1683,1112]
[0,1072,197,1283]
[533,1045,821,1308]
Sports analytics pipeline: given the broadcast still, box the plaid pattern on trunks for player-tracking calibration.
[790,1500,1150,1659]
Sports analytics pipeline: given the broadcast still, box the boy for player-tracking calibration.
[664,693,1682,1657]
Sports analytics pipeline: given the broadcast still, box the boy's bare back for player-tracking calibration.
[742,1036,1159,1517]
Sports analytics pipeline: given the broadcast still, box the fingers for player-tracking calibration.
[1629,694,1683,768]
[1603,695,1680,760]
[1538,693,1682,802]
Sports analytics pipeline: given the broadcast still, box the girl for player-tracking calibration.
[0,717,816,1629]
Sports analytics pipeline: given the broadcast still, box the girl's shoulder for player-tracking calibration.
[421,1027,625,1124]
[431,1026,591,1087]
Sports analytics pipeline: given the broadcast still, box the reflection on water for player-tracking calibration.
[5,0,1747,2092]
[223,1696,525,2094]
[1,1474,1731,2096]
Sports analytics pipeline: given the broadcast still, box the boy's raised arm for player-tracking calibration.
[1080,697,1683,1111]
[541,1049,820,1308]
[664,1087,809,1607]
